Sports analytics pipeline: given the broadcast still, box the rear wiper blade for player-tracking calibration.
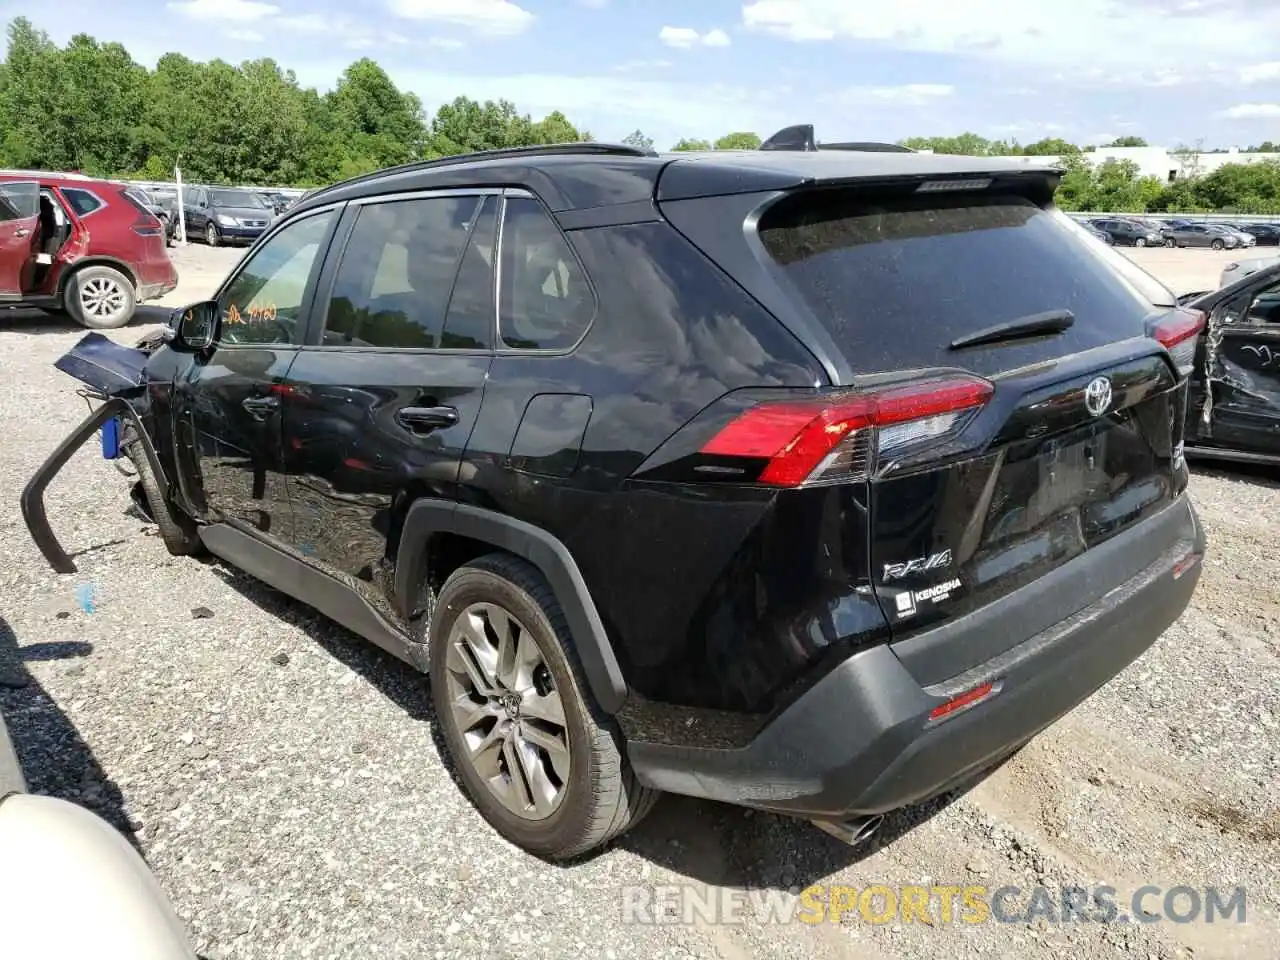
[949,309,1075,350]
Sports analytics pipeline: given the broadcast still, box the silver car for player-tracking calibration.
[1166,223,1242,250]
[0,715,196,957]
[1206,222,1257,248]
[1220,253,1280,288]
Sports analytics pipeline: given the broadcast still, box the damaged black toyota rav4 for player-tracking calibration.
[24,125,1207,860]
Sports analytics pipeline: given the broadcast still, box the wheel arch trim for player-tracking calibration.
[396,499,628,714]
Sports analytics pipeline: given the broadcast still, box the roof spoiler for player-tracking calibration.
[759,124,915,154]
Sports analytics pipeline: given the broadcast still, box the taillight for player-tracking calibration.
[1151,307,1205,377]
[131,219,163,237]
[699,375,993,488]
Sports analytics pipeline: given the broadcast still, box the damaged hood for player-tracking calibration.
[54,333,151,396]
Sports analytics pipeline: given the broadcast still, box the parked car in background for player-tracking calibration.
[1084,222,1114,244]
[1130,217,1177,245]
[1206,222,1257,248]
[0,170,177,328]
[1219,253,1280,288]
[1165,222,1242,250]
[181,186,274,246]
[25,134,1206,860]
[1089,217,1164,247]
[1236,223,1280,246]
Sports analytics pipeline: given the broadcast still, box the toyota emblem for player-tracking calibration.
[1084,376,1113,417]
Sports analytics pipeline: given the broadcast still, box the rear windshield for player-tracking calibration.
[757,189,1175,371]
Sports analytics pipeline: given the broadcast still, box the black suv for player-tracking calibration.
[25,126,1207,860]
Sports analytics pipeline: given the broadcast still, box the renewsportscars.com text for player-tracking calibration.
[621,884,1247,926]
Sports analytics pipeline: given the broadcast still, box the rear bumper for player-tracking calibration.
[138,277,177,302]
[628,494,1205,818]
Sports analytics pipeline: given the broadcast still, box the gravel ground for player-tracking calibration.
[1,245,1277,959]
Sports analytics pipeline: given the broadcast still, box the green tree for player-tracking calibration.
[671,138,712,151]
[622,129,654,151]
[714,131,760,150]
[1106,136,1148,147]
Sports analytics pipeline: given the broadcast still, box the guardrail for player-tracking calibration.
[1069,211,1279,225]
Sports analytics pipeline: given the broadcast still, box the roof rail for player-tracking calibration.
[303,141,658,203]
[758,124,915,154]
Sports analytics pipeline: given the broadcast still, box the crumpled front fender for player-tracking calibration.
[20,397,168,575]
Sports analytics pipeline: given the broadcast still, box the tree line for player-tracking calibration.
[1,17,1278,214]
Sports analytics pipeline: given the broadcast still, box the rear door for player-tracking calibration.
[281,189,496,601]
[743,184,1193,678]
[0,180,40,299]
[1192,271,1280,454]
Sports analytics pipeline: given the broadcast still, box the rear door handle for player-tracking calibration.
[241,395,280,420]
[396,405,459,432]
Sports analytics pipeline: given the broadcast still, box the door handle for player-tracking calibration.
[14,229,28,238]
[241,395,280,420]
[396,405,459,432]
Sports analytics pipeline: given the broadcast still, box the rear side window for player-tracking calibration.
[61,187,105,217]
[322,195,481,349]
[757,189,1175,371]
[498,196,593,350]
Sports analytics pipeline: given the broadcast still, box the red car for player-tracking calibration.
[0,171,178,329]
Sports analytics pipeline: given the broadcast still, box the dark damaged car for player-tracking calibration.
[22,131,1207,860]
[1179,260,1280,464]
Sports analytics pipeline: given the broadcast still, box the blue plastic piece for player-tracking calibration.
[100,417,121,459]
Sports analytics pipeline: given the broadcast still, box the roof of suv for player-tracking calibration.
[0,168,116,187]
[292,138,1063,219]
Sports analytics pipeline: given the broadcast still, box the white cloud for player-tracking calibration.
[615,59,674,72]
[387,69,786,142]
[740,0,1280,66]
[277,13,330,32]
[660,26,732,48]
[1222,103,1280,119]
[1240,61,1280,84]
[168,0,278,22]
[824,83,954,107]
[224,28,265,42]
[427,37,467,49]
[388,0,534,36]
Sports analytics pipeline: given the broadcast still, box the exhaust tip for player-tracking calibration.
[811,813,885,847]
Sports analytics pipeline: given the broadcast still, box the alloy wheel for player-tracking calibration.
[444,602,571,821]
[79,276,127,322]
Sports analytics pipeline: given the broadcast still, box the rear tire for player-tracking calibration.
[1165,238,1176,247]
[121,436,204,557]
[1212,239,1225,250]
[1135,237,1147,248]
[429,553,658,860]
[65,266,136,329]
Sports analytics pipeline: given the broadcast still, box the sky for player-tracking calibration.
[8,0,1280,150]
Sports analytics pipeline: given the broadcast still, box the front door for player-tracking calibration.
[1191,273,1280,454]
[281,191,497,604]
[171,207,339,539]
[0,181,40,299]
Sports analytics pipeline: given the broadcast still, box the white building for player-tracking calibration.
[914,145,1280,183]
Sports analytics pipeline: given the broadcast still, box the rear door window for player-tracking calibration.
[756,188,1175,374]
